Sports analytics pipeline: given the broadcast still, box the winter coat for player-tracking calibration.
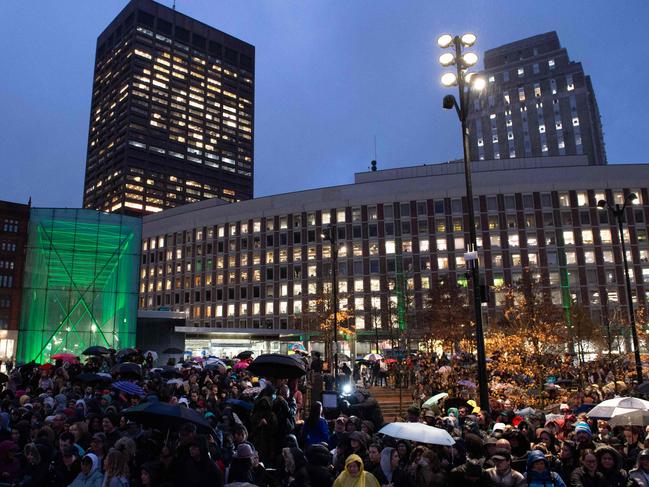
[484,466,527,486]
[569,467,606,487]
[526,450,567,487]
[594,445,630,487]
[69,454,104,487]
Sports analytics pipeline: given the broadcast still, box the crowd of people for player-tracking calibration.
[0,349,648,487]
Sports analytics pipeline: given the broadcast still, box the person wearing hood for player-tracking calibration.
[629,448,649,487]
[281,446,309,487]
[0,440,20,482]
[333,454,380,487]
[448,459,490,487]
[304,444,335,487]
[176,435,223,486]
[69,453,104,487]
[526,449,566,487]
[371,447,395,486]
[593,444,628,487]
[20,442,50,487]
[569,449,605,487]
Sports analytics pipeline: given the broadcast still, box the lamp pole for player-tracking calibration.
[598,194,643,383]
[323,226,339,387]
[438,33,490,412]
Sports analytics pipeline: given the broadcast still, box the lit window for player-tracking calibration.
[572,117,580,126]
[517,67,524,77]
[437,257,448,269]
[518,87,525,101]
[539,125,546,133]
[548,59,555,70]
[555,121,563,130]
[566,75,574,91]
[563,230,575,245]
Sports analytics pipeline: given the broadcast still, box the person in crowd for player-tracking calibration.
[629,449,649,487]
[70,453,104,487]
[102,449,130,487]
[570,449,604,487]
[303,401,330,447]
[594,444,628,487]
[526,449,567,487]
[333,454,380,487]
[484,449,526,487]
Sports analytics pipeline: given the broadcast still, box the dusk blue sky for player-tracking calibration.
[1,1,647,207]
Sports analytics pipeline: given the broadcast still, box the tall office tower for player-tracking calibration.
[467,32,607,166]
[83,0,255,215]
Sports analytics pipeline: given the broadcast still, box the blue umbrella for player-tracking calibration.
[112,381,145,397]
[225,399,254,411]
[457,380,477,388]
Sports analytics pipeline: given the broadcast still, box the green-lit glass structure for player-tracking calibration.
[17,209,141,363]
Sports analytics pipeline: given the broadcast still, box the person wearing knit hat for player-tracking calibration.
[575,422,592,439]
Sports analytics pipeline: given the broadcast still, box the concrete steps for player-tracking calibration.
[367,386,417,423]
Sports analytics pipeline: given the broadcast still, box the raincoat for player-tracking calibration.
[333,454,381,487]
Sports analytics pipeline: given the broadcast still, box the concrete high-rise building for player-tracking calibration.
[468,32,606,166]
[83,0,255,216]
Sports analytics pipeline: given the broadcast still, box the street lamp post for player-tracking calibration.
[322,226,339,387]
[437,33,490,412]
[597,193,643,383]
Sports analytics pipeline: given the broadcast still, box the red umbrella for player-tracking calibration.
[384,358,397,364]
[38,363,54,370]
[51,353,79,363]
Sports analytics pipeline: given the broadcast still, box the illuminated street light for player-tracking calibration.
[437,32,490,413]
[439,52,455,66]
[597,193,643,382]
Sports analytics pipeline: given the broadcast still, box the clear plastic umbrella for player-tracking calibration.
[588,397,649,419]
[379,422,455,446]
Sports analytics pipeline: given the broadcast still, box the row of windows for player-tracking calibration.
[0,243,17,252]
[0,261,14,270]
[0,276,14,288]
[2,220,19,233]
[0,297,10,308]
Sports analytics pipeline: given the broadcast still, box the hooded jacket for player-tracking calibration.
[526,450,567,487]
[69,453,104,487]
[333,454,380,487]
[594,445,628,487]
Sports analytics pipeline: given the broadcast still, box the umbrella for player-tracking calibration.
[515,407,537,417]
[356,359,371,366]
[83,346,110,356]
[422,393,449,409]
[116,347,138,357]
[51,353,78,363]
[158,366,182,378]
[384,358,397,364]
[437,366,452,374]
[162,347,184,354]
[206,357,227,367]
[76,372,111,383]
[379,422,455,446]
[0,373,8,384]
[247,353,307,379]
[233,361,250,370]
[457,380,477,388]
[225,399,254,411]
[337,354,351,362]
[38,363,54,370]
[123,398,211,433]
[363,353,383,362]
[144,351,158,361]
[112,362,142,379]
[237,351,254,360]
[608,410,649,427]
[241,386,263,397]
[112,381,145,397]
[588,397,649,419]
[166,378,184,386]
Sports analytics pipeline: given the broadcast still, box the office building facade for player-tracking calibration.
[139,156,649,354]
[83,0,255,216]
[0,200,30,360]
[468,32,607,166]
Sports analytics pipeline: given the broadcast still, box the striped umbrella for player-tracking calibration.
[112,381,145,397]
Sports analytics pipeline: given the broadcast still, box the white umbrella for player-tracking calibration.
[364,353,383,362]
[608,410,649,427]
[145,351,158,361]
[588,397,649,419]
[379,422,455,446]
[166,378,184,385]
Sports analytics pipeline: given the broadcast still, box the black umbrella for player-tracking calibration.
[247,353,307,379]
[76,372,112,383]
[112,362,142,379]
[82,346,110,356]
[0,372,8,384]
[123,397,211,433]
[158,366,182,379]
[162,347,184,354]
[116,348,139,361]
[237,351,254,360]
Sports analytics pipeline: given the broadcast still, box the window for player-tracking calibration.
[517,67,524,77]
[563,230,575,245]
[548,59,555,70]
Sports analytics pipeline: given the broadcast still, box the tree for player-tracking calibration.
[423,277,473,353]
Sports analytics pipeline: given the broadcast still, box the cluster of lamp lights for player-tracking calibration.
[437,33,486,92]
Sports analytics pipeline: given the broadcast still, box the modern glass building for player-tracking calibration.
[17,209,141,363]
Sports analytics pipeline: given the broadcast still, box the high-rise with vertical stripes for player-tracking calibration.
[83,0,254,216]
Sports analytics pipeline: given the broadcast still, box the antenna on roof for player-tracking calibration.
[370,135,378,172]
[172,0,176,10]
